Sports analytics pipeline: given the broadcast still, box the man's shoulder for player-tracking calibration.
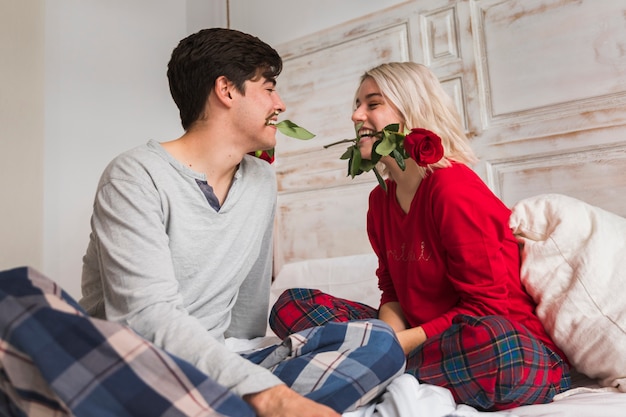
[110,140,161,163]
[102,141,166,179]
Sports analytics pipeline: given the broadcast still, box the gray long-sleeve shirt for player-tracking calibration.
[80,140,283,396]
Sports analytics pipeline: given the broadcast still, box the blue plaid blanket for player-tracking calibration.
[0,266,254,417]
[0,267,405,416]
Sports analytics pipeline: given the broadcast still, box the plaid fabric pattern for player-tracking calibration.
[0,266,254,417]
[408,314,571,411]
[245,318,405,412]
[269,288,571,411]
[1,270,405,416]
[269,288,378,339]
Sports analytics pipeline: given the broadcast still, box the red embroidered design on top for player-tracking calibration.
[387,242,431,262]
[417,241,431,261]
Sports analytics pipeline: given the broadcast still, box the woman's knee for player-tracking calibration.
[269,289,378,339]
[408,315,567,410]
[269,288,316,338]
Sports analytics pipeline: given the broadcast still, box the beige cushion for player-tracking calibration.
[509,194,626,390]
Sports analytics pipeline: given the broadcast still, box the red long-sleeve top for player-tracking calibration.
[367,163,564,359]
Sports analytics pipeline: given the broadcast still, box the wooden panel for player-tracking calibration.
[275,24,411,157]
[274,182,376,272]
[421,6,460,65]
[276,146,376,194]
[490,0,626,117]
[272,0,626,276]
[472,0,626,130]
[490,143,626,217]
[440,76,468,130]
[470,0,626,200]
[424,1,484,138]
[272,4,424,269]
[273,23,410,196]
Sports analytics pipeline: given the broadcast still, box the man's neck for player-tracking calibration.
[161,129,243,205]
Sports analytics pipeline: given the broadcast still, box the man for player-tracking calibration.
[80,28,404,417]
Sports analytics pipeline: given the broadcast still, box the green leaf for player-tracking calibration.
[373,167,387,192]
[391,148,406,171]
[383,123,400,133]
[340,145,354,160]
[275,120,316,140]
[369,140,383,165]
[349,146,362,177]
[359,159,376,172]
[375,131,397,156]
[328,121,411,190]
[396,136,409,159]
[354,121,364,137]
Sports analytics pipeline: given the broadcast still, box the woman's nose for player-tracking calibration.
[351,106,365,123]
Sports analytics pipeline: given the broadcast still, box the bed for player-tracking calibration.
[256,193,626,417]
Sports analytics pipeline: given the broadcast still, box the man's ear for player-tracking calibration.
[214,76,234,106]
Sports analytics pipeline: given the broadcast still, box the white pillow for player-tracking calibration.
[270,254,380,308]
[509,193,626,390]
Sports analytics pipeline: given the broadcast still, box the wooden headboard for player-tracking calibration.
[271,0,626,275]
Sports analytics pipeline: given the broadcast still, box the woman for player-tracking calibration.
[270,62,571,411]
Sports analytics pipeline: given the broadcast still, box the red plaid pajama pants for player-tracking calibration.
[269,288,571,411]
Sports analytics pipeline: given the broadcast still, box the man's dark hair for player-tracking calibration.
[167,28,283,130]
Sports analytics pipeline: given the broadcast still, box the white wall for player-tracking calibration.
[229,0,406,46]
[41,0,225,298]
[229,0,409,47]
[43,1,184,298]
[2,0,407,299]
[0,0,45,274]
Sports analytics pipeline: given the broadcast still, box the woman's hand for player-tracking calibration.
[396,327,427,355]
[378,302,409,333]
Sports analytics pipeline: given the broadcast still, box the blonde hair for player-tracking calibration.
[360,62,477,175]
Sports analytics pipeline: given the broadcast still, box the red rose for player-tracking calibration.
[249,149,275,164]
[403,128,444,167]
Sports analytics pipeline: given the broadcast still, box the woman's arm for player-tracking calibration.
[378,301,409,332]
[395,327,427,355]
[379,302,426,354]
